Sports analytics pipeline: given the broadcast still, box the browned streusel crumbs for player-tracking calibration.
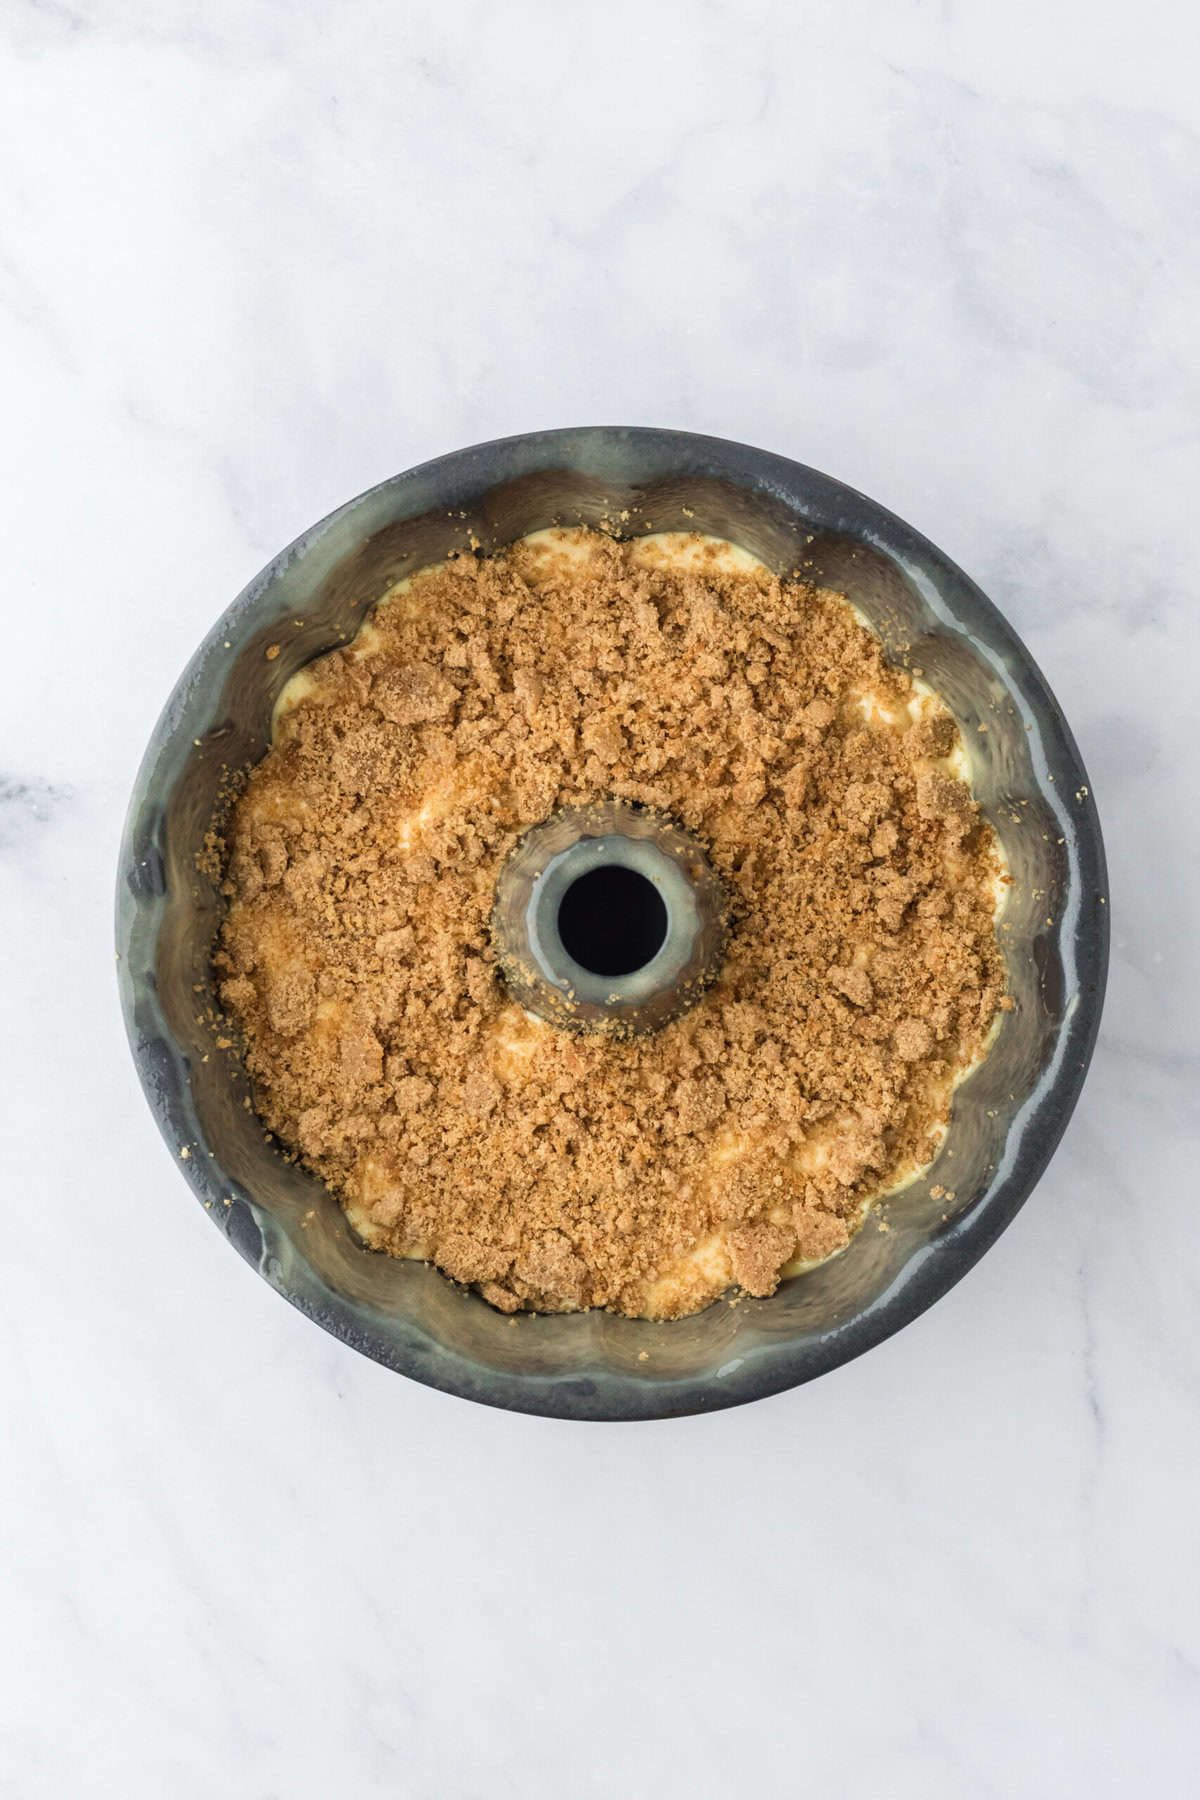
[214,529,1008,1318]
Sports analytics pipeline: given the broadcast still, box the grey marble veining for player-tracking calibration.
[2,1,1198,1795]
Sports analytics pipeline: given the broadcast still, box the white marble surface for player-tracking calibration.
[3,1,1199,1793]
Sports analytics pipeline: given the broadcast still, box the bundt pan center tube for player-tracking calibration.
[116,428,1108,1420]
[492,799,728,1035]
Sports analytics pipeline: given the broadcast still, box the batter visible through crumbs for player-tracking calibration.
[214,528,1008,1318]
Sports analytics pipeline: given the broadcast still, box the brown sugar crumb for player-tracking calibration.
[830,966,874,1009]
[214,528,1007,1319]
[728,1220,798,1296]
[894,1019,934,1062]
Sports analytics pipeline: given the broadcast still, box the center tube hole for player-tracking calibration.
[557,864,669,978]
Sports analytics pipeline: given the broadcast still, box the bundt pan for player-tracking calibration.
[116,429,1108,1420]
